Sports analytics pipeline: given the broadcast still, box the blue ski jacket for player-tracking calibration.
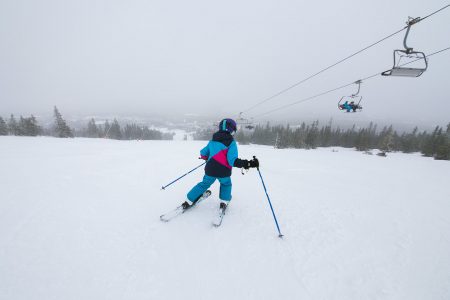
[199,131,239,178]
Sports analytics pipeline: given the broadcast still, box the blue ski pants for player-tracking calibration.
[187,175,232,202]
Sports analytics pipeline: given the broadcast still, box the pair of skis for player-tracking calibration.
[160,190,226,227]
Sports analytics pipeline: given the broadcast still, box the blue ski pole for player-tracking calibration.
[161,161,206,190]
[254,156,284,238]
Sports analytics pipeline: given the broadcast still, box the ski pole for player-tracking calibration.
[254,156,284,238]
[161,161,206,190]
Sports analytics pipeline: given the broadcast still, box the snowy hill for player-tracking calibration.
[1,136,449,300]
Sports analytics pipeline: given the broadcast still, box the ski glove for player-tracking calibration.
[234,158,259,169]
[248,158,259,168]
[234,158,251,169]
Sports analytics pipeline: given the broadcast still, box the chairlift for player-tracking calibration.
[338,80,363,113]
[382,17,428,77]
[237,112,255,130]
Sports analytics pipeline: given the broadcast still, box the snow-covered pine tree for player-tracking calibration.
[123,123,142,140]
[0,116,8,135]
[102,120,111,138]
[274,132,280,149]
[18,116,27,136]
[26,115,41,136]
[399,127,419,153]
[320,121,333,147]
[379,125,394,153]
[305,121,319,149]
[356,128,370,151]
[293,122,307,148]
[108,119,122,140]
[86,118,99,138]
[235,129,250,145]
[8,114,19,135]
[421,126,440,157]
[433,126,449,160]
[142,126,163,140]
[53,106,73,138]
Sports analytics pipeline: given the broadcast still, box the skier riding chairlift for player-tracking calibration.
[237,112,255,130]
[338,80,363,113]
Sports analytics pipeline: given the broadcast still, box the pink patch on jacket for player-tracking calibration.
[212,149,232,169]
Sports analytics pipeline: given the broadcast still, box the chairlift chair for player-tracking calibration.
[237,112,255,130]
[338,80,363,113]
[382,17,428,77]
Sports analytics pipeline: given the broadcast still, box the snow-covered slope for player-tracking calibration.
[1,137,449,300]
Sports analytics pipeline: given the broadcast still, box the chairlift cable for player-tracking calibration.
[241,27,406,114]
[251,46,450,118]
[253,82,356,118]
[423,46,450,57]
[419,4,450,21]
[241,4,450,115]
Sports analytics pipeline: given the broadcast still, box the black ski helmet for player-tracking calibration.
[219,118,237,133]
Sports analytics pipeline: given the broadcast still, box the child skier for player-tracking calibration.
[182,118,259,211]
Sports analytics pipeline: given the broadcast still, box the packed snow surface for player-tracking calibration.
[1,136,449,300]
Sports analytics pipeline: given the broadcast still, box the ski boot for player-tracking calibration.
[181,201,191,210]
[181,190,212,211]
[212,201,228,227]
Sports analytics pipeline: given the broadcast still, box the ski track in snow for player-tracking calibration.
[1,136,449,300]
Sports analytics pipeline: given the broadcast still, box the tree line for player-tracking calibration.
[0,114,42,136]
[194,121,450,160]
[77,118,174,140]
[0,106,172,140]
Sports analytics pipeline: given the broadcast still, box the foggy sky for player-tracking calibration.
[1,0,449,126]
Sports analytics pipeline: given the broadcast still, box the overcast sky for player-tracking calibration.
[1,0,449,126]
